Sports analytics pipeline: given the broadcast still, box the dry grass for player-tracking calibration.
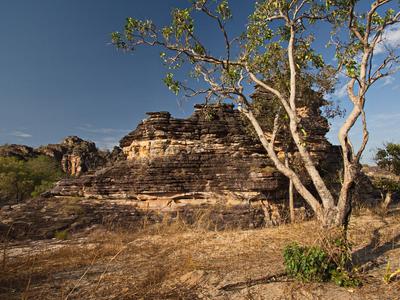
[1,208,400,300]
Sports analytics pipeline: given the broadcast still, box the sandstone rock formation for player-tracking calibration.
[49,103,340,226]
[1,92,345,228]
[0,136,113,176]
[0,144,36,160]
[37,136,111,176]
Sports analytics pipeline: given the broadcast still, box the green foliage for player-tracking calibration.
[246,1,327,76]
[216,0,232,20]
[172,8,194,39]
[383,261,400,284]
[0,156,63,203]
[375,143,400,175]
[111,0,399,118]
[54,230,69,240]
[328,1,399,81]
[284,243,333,282]
[283,241,361,287]
[330,268,361,287]
[373,143,400,196]
[373,178,400,194]
[111,0,349,102]
[163,73,180,95]
[31,180,55,198]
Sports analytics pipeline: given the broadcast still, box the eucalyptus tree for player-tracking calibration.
[112,0,400,227]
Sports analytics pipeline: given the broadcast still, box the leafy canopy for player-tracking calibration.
[375,143,400,175]
[0,156,63,203]
[111,0,339,107]
[373,143,400,193]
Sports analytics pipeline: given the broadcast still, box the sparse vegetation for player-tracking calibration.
[284,243,333,282]
[1,209,399,299]
[0,156,63,204]
[283,239,361,287]
[383,261,400,284]
[375,143,400,175]
[373,143,400,209]
[1,1,400,299]
[54,230,69,240]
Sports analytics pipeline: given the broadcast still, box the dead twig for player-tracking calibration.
[219,272,289,292]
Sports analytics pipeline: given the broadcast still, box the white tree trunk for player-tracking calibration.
[289,179,294,222]
[382,191,393,210]
[285,153,295,223]
[240,108,326,220]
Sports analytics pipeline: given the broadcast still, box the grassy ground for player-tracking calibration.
[1,207,399,299]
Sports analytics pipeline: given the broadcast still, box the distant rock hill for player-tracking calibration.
[0,136,124,176]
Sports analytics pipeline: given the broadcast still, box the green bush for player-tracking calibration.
[54,230,69,240]
[330,268,361,287]
[375,143,400,175]
[0,155,63,203]
[283,243,334,282]
[283,242,361,287]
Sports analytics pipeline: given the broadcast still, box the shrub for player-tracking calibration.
[54,230,69,240]
[283,243,333,282]
[0,155,63,203]
[375,143,400,175]
[283,241,361,287]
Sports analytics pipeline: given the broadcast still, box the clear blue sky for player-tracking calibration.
[0,0,399,163]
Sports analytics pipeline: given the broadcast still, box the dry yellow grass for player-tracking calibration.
[1,208,399,300]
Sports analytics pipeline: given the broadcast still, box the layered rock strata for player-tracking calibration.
[50,104,339,216]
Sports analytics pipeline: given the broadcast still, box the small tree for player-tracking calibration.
[0,157,32,202]
[0,156,63,204]
[374,143,400,209]
[375,143,400,174]
[113,1,400,227]
[373,178,400,209]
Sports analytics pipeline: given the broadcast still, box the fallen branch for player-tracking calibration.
[219,272,288,292]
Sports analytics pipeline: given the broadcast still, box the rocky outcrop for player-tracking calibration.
[0,197,269,240]
[0,98,343,231]
[0,136,116,176]
[37,136,111,176]
[363,165,400,182]
[356,165,400,205]
[0,144,36,160]
[49,104,340,217]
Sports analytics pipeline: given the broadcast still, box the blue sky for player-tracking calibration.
[0,1,399,163]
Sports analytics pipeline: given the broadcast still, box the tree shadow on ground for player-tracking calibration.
[352,225,400,272]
